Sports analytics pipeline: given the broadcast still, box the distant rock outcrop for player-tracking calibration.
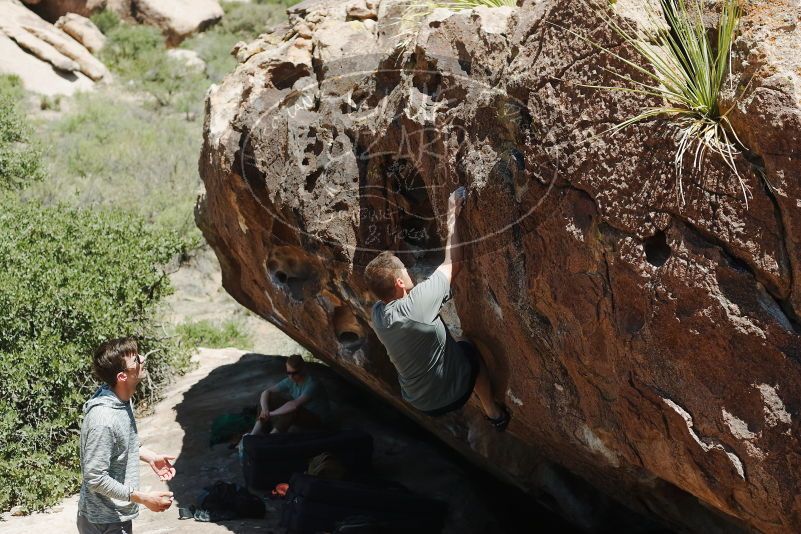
[22,0,223,45]
[197,0,801,531]
[133,0,223,46]
[55,12,105,53]
[20,0,103,21]
[0,0,108,95]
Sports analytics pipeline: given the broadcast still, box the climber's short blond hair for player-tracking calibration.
[364,252,405,301]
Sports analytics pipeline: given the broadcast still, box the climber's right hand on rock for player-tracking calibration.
[448,187,466,220]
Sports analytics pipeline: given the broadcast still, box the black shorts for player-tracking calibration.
[422,340,480,417]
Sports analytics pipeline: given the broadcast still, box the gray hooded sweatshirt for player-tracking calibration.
[78,385,140,523]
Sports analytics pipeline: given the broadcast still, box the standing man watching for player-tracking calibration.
[78,337,176,534]
[365,188,510,430]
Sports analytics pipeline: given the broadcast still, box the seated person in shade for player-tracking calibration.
[250,354,332,434]
[364,188,511,431]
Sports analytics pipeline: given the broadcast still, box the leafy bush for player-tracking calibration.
[100,23,163,73]
[0,74,24,101]
[177,319,253,350]
[253,0,299,8]
[23,92,203,241]
[218,1,287,36]
[39,94,62,111]
[182,2,289,83]
[100,23,207,111]
[0,197,191,512]
[0,74,191,514]
[0,75,44,190]
[90,9,121,34]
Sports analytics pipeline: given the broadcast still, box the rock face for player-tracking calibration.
[20,0,104,21]
[22,0,223,46]
[0,0,108,95]
[132,0,223,47]
[166,48,205,74]
[55,12,105,53]
[196,0,801,531]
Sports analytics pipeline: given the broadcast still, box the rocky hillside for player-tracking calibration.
[196,0,801,531]
[0,0,108,95]
[21,0,223,45]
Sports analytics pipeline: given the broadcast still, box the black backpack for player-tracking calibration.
[197,481,265,521]
[281,474,447,533]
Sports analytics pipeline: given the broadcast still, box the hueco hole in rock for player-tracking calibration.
[1,0,799,532]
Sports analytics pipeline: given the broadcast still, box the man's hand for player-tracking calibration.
[258,409,271,423]
[147,454,176,481]
[447,187,466,225]
[131,490,174,512]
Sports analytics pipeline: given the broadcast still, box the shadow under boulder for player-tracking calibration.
[168,352,588,533]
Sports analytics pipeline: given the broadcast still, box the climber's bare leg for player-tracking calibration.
[472,355,502,420]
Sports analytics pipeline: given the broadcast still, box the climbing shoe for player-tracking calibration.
[488,404,510,432]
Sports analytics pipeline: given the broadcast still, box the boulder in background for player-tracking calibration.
[55,12,105,53]
[21,0,223,46]
[133,0,223,47]
[0,0,108,94]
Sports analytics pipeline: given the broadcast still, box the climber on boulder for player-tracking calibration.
[364,187,511,431]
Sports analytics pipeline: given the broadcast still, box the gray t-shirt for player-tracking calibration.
[371,270,472,412]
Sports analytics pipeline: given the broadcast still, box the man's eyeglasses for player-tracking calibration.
[286,370,300,376]
[123,353,146,372]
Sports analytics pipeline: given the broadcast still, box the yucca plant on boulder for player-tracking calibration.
[565,0,748,206]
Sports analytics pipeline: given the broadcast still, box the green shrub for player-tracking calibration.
[176,319,253,349]
[0,74,24,101]
[100,23,163,72]
[182,1,289,82]
[90,9,121,34]
[219,1,286,36]
[0,74,44,190]
[100,23,207,111]
[23,92,203,241]
[0,80,191,513]
[39,94,62,111]
[0,196,191,513]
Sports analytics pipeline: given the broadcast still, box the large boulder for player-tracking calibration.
[22,0,223,46]
[20,0,103,21]
[0,0,108,94]
[196,0,801,531]
[55,12,105,53]
[132,0,223,47]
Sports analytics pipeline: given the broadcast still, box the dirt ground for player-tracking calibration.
[1,346,574,534]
